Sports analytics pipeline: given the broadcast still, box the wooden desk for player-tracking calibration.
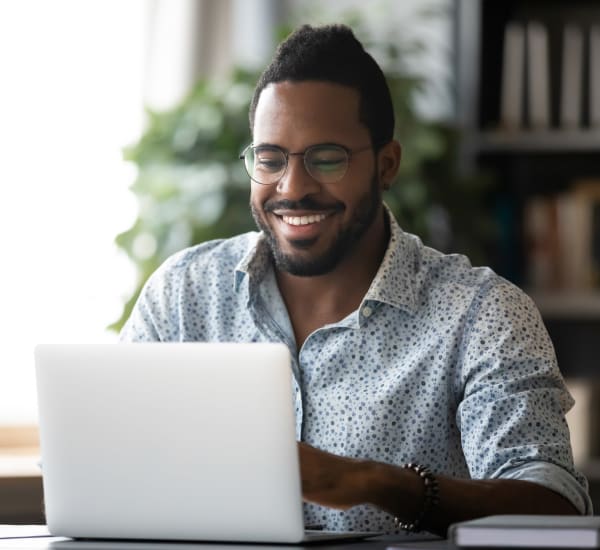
[0,427,44,524]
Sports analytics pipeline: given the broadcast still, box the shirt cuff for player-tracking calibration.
[498,461,593,515]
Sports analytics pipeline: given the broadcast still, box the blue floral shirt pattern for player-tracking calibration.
[121,210,591,531]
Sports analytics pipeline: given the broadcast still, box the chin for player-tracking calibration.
[250,176,381,277]
[268,237,348,277]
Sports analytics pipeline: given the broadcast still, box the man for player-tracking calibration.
[121,24,591,534]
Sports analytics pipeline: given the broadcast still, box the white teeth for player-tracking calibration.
[282,214,327,226]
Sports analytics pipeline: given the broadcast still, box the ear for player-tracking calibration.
[377,140,402,190]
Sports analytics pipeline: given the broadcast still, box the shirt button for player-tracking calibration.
[362,306,373,318]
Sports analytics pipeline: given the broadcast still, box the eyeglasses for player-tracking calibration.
[239,143,373,185]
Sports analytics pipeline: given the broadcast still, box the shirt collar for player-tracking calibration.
[362,204,417,315]
[234,232,270,293]
[233,204,418,315]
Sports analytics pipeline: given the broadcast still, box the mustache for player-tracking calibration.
[263,197,344,213]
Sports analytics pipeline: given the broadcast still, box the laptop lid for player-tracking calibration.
[35,343,306,544]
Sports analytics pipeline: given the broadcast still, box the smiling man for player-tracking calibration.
[246,79,398,346]
[248,81,387,276]
[121,25,591,535]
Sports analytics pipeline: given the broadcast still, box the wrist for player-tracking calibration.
[394,464,440,532]
[359,461,432,522]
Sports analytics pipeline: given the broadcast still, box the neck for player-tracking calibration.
[275,207,389,347]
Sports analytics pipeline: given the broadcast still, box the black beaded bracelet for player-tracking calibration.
[394,463,440,533]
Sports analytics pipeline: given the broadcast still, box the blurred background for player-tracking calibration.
[1,0,599,522]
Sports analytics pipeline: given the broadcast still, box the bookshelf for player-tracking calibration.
[530,291,600,320]
[454,0,600,379]
[469,130,600,153]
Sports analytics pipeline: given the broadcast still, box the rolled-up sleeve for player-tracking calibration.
[457,280,592,514]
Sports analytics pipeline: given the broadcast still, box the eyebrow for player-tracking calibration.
[253,142,282,149]
[253,141,348,152]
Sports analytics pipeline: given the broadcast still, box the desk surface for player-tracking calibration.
[0,534,447,550]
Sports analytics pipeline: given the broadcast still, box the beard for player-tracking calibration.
[251,173,382,277]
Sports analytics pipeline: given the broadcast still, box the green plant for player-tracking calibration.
[111,69,259,330]
[111,24,494,332]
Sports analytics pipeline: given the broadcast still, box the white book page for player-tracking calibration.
[501,22,525,130]
[527,21,550,129]
[560,24,583,128]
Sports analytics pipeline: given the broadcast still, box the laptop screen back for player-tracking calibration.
[35,343,304,543]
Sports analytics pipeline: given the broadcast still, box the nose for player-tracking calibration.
[276,155,321,198]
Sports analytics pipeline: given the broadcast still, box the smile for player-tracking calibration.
[281,213,328,226]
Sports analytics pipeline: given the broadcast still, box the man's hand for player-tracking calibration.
[298,442,376,510]
[297,442,579,537]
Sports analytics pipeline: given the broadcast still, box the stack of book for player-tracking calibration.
[449,515,600,549]
[500,21,600,131]
[523,180,600,292]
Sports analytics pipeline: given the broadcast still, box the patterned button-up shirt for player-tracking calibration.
[121,210,591,531]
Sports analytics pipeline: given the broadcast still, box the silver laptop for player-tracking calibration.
[35,343,378,544]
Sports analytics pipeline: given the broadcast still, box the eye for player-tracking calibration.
[254,148,286,172]
[308,148,347,173]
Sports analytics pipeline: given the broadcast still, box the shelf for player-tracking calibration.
[455,0,600,378]
[0,426,40,477]
[0,450,40,478]
[528,290,600,319]
[469,130,600,154]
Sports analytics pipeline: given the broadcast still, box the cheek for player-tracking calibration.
[343,169,379,206]
[250,185,270,208]
[347,159,378,192]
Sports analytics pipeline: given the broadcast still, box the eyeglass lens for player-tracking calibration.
[244,145,349,185]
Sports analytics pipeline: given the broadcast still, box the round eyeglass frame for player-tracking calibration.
[239,143,374,185]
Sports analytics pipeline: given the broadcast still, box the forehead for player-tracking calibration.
[253,80,367,146]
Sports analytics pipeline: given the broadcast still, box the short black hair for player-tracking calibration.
[249,24,394,150]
